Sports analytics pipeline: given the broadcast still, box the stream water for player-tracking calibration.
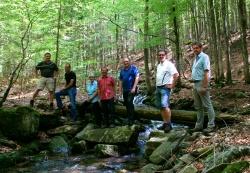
[6,124,152,173]
[6,122,188,173]
[7,96,187,173]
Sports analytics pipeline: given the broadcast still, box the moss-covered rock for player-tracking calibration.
[149,130,187,164]
[94,144,119,157]
[204,146,250,171]
[0,151,24,169]
[75,125,139,145]
[179,165,198,173]
[48,136,69,155]
[71,140,88,154]
[0,106,40,141]
[47,124,82,136]
[141,163,161,173]
[206,161,249,173]
[39,111,62,130]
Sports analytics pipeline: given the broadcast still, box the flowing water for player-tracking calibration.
[7,122,188,173]
[7,95,187,173]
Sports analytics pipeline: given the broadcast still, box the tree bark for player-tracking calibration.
[238,0,250,83]
[144,0,153,94]
[54,0,62,92]
[208,0,220,82]
[115,105,240,125]
[221,0,232,84]
[173,5,181,87]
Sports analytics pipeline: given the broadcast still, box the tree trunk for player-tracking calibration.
[221,0,232,84]
[172,5,181,87]
[215,1,225,80]
[115,105,240,125]
[144,0,153,94]
[208,0,220,82]
[238,0,250,83]
[54,0,62,92]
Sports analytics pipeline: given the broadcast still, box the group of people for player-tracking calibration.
[30,41,216,133]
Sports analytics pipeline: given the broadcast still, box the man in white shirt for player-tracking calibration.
[156,50,179,133]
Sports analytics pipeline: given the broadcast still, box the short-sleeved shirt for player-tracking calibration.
[156,60,178,86]
[36,61,58,78]
[191,52,211,80]
[86,80,99,103]
[65,71,76,88]
[119,65,139,92]
[98,76,115,100]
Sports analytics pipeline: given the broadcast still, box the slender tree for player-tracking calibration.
[221,0,232,84]
[238,0,250,83]
[143,0,153,94]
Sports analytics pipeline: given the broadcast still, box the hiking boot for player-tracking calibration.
[157,123,165,130]
[164,123,173,133]
[190,127,203,133]
[203,127,216,133]
[30,100,34,107]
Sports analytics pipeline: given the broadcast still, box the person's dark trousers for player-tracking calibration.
[92,101,102,126]
[80,101,91,117]
[100,98,115,127]
[123,91,137,124]
[55,87,77,121]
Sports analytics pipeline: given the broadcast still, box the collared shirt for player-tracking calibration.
[119,65,139,92]
[98,76,115,100]
[191,52,211,80]
[86,80,99,103]
[156,59,178,86]
[36,61,58,78]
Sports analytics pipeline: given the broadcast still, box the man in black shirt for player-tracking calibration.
[30,52,58,109]
[55,63,77,121]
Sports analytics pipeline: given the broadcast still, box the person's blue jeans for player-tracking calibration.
[55,87,77,121]
[155,86,171,109]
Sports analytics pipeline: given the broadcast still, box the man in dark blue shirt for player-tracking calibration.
[55,63,77,121]
[119,57,140,125]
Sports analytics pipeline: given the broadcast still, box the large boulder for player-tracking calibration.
[47,124,82,136]
[204,146,250,171]
[0,106,40,140]
[141,163,161,173]
[48,136,69,155]
[94,144,119,157]
[39,111,62,130]
[0,151,24,169]
[149,130,187,164]
[144,135,169,158]
[75,125,140,146]
[179,165,198,173]
[71,140,88,154]
[206,161,249,173]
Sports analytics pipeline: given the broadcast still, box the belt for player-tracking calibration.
[190,80,201,83]
[157,85,166,88]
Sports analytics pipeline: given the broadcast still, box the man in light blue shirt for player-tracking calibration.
[80,73,102,127]
[191,42,216,133]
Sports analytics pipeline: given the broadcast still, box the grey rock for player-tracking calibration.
[95,144,119,157]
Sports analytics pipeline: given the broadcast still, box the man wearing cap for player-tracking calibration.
[81,73,101,127]
[30,52,58,109]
